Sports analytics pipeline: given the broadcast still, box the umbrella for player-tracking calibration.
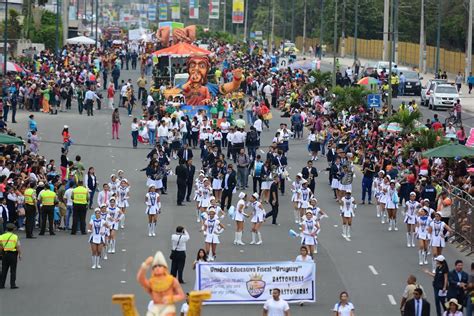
[0,62,25,73]
[66,36,96,45]
[387,122,402,132]
[422,143,474,158]
[378,123,387,131]
[0,133,24,145]
[357,76,379,85]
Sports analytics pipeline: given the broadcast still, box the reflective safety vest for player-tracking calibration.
[24,188,35,205]
[73,186,88,205]
[0,232,18,251]
[40,190,56,206]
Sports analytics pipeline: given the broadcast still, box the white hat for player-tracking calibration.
[148,184,156,188]
[210,196,216,201]
[296,173,303,178]
[409,192,416,196]
[152,251,168,268]
[238,192,246,199]
[64,125,68,128]
[38,181,44,186]
[423,198,430,203]
[345,189,352,193]
[208,207,216,214]
[100,203,107,208]
[434,255,445,262]
[110,174,116,178]
[445,298,462,310]
[94,208,101,213]
[378,170,385,175]
[109,196,116,201]
[252,193,259,200]
[305,209,313,214]
[203,178,209,181]
[301,179,308,184]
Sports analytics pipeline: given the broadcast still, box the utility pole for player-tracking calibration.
[270,0,275,52]
[95,0,98,48]
[56,0,60,56]
[243,0,248,42]
[3,0,8,79]
[382,0,389,61]
[340,0,346,57]
[434,0,441,75]
[419,0,425,73]
[466,0,473,80]
[291,2,295,42]
[353,0,359,63]
[223,0,226,33]
[332,0,338,87]
[393,0,399,63]
[319,0,323,59]
[302,0,307,55]
[388,0,394,115]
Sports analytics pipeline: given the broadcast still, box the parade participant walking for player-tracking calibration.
[23,182,37,239]
[405,192,420,248]
[106,197,122,254]
[220,164,236,212]
[84,86,100,116]
[386,180,399,232]
[263,288,290,316]
[38,184,58,236]
[291,174,303,224]
[249,193,265,245]
[417,208,431,266]
[429,212,454,273]
[71,180,89,235]
[404,288,430,316]
[170,226,190,284]
[301,160,318,195]
[145,184,161,237]
[333,291,355,316]
[116,179,130,229]
[265,176,280,225]
[233,192,248,245]
[112,109,121,139]
[0,223,21,289]
[425,255,449,316]
[175,160,189,206]
[88,208,108,269]
[203,208,224,261]
[297,180,313,220]
[300,210,319,255]
[340,191,356,239]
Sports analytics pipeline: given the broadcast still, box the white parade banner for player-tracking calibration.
[195,261,316,304]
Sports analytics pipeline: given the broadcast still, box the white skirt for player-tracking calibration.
[261,181,272,190]
[298,200,310,209]
[89,234,105,244]
[146,205,159,215]
[417,230,429,240]
[212,179,223,190]
[199,197,211,208]
[234,211,245,222]
[338,183,352,192]
[291,193,299,202]
[301,235,316,246]
[110,222,120,231]
[385,199,397,209]
[331,179,340,189]
[430,235,445,247]
[205,233,220,244]
[404,214,416,225]
[117,200,129,208]
[251,212,265,223]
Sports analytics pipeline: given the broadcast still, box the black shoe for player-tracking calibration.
[361,201,365,205]
[11,286,18,289]
[179,281,186,284]
[368,201,372,205]
[70,232,76,235]
[39,233,45,236]
[26,236,37,239]
[186,199,191,202]
[0,286,5,289]
[161,192,168,195]
[50,232,56,236]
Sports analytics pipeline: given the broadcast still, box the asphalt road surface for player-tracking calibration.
[1,65,466,316]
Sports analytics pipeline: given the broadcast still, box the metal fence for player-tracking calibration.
[442,180,474,256]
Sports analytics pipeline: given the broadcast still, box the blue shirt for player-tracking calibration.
[29,119,37,132]
[468,75,474,84]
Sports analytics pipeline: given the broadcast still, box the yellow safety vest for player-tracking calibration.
[24,188,35,205]
[0,232,18,251]
[40,190,56,206]
[73,186,88,205]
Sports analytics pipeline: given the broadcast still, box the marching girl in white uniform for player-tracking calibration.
[300,210,320,256]
[208,197,225,219]
[193,173,205,222]
[416,208,431,266]
[385,180,399,232]
[117,179,130,229]
[249,193,266,245]
[404,192,420,247]
[203,208,225,261]
[298,180,313,219]
[211,160,225,203]
[233,192,249,245]
[106,197,123,254]
[145,184,161,237]
[198,179,212,222]
[421,199,435,218]
[88,208,108,269]
[340,190,356,239]
[307,198,327,228]
[372,171,385,218]
[108,174,120,197]
[291,174,303,223]
[379,176,391,224]
[428,212,453,273]
[99,204,110,260]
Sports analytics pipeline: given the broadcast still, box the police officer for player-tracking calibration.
[38,184,58,236]
[23,182,37,239]
[71,180,89,235]
[0,223,21,289]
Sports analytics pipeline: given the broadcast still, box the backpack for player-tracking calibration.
[246,131,258,146]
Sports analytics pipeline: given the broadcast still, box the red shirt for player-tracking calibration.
[432,121,443,131]
[107,86,115,99]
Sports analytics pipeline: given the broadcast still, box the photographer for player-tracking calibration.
[170,226,189,284]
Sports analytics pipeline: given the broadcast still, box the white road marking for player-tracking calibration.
[381,283,387,286]
[344,237,351,241]
[121,269,126,272]
[121,249,127,252]
[333,224,338,227]
[387,295,397,305]
[120,280,126,284]
[239,250,244,253]
[368,265,379,275]
[357,250,362,254]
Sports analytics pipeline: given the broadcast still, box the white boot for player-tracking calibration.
[381,212,386,224]
[388,220,393,231]
[376,205,381,218]
[120,216,125,229]
[233,232,238,245]
[96,256,101,269]
[411,233,416,247]
[112,240,116,253]
[250,232,256,245]
[92,256,97,269]
[394,220,398,231]
[346,226,351,238]
[423,251,428,265]
[152,223,156,237]
[418,250,423,265]
[197,210,201,223]
[256,232,263,245]
[107,241,112,253]
[431,257,436,273]
[407,233,412,247]
[294,210,300,224]
[148,224,152,237]
[103,248,108,260]
[342,225,347,238]
[238,232,245,245]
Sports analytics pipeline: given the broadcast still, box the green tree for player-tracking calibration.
[387,109,422,135]
[331,85,369,112]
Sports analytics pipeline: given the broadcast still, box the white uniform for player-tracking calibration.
[107,207,122,230]
[89,218,107,244]
[100,211,110,236]
[373,177,383,201]
[298,188,312,209]
[117,186,130,208]
[234,199,246,222]
[193,179,204,202]
[250,201,265,223]
[145,192,160,215]
[198,186,212,208]
[301,219,319,246]
[404,201,420,224]
[385,188,398,209]
[429,220,447,247]
[340,196,355,218]
[109,180,120,196]
[416,215,431,240]
[379,182,389,204]
[291,181,302,202]
[204,218,221,244]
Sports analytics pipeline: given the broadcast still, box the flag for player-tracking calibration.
[232,0,244,24]
[159,3,168,20]
[189,0,199,19]
[209,0,219,19]
[171,0,180,19]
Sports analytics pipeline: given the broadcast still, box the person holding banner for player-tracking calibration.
[300,210,320,256]
[203,208,224,261]
[233,192,248,245]
[249,193,266,245]
[295,245,314,263]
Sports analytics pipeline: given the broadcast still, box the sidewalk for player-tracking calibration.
[320,55,474,113]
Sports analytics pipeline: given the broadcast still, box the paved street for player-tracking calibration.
[0,66,467,316]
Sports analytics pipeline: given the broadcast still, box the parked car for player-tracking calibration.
[399,69,423,96]
[420,79,448,106]
[376,61,398,75]
[428,84,459,110]
[361,62,378,78]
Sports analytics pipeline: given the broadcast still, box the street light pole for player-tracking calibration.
[393,0,398,63]
[382,0,389,61]
[353,0,358,63]
[434,0,441,75]
[270,0,275,52]
[388,0,393,115]
[302,0,307,55]
[419,0,425,73]
[3,0,8,78]
[223,0,226,33]
[466,0,472,80]
[332,0,338,87]
[55,0,60,56]
[243,0,248,42]
[319,0,323,59]
[95,0,98,48]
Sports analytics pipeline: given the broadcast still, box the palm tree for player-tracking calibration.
[410,129,448,151]
[331,86,369,112]
[387,109,422,135]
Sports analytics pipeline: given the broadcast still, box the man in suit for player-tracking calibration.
[177,144,193,162]
[326,142,337,184]
[185,159,196,202]
[404,288,431,316]
[447,260,469,304]
[221,164,237,211]
[175,160,189,206]
[301,160,318,194]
